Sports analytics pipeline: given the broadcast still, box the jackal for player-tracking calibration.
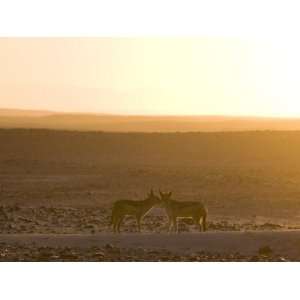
[111,189,161,233]
[159,191,207,233]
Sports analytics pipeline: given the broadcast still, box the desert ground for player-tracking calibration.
[1,128,300,261]
[0,232,299,261]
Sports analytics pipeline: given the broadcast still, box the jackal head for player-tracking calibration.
[146,189,161,205]
[159,190,173,205]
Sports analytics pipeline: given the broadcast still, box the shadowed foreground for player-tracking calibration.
[0,231,300,261]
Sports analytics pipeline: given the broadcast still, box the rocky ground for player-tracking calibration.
[0,242,288,262]
[0,205,293,234]
[0,205,300,262]
[2,129,300,262]
[0,206,297,261]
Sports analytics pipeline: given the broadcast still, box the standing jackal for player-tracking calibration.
[159,191,207,233]
[111,189,161,233]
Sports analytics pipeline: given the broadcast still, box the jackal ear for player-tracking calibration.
[168,191,172,197]
[159,190,163,197]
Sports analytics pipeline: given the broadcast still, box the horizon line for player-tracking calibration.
[2,107,300,120]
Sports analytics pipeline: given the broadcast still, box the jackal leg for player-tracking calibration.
[112,215,118,233]
[136,215,142,232]
[113,220,117,233]
[166,216,172,232]
[167,216,175,233]
[193,216,201,232]
[116,216,124,233]
[202,214,207,232]
[168,220,173,232]
[173,217,178,234]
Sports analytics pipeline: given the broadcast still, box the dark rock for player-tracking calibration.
[258,246,273,256]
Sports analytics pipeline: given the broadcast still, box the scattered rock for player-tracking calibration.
[258,245,273,256]
[104,243,115,250]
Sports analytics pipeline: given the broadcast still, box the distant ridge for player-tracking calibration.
[0,108,56,117]
[1,108,300,132]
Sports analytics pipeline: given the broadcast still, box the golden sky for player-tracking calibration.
[0,37,299,117]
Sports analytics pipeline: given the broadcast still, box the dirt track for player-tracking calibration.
[1,230,300,260]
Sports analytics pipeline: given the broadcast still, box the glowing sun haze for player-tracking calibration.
[0,37,299,117]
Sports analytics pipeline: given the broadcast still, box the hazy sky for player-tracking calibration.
[0,37,300,116]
